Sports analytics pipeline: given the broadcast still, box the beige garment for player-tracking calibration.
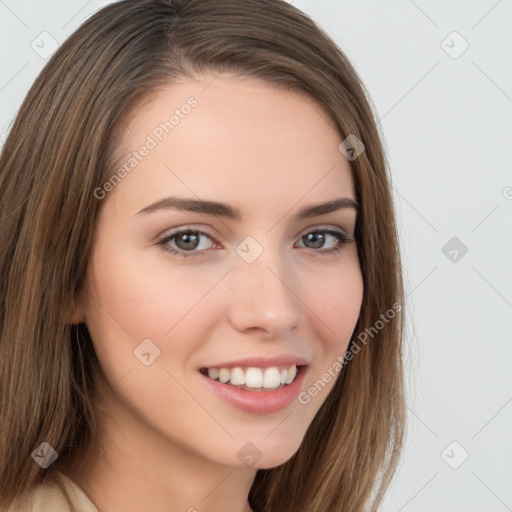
[7,470,98,512]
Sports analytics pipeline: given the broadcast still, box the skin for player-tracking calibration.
[66,72,364,512]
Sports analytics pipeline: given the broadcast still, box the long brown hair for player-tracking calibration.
[0,1,406,510]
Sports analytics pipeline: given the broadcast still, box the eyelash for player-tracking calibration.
[156,227,354,259]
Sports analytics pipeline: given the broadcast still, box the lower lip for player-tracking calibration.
[200,366,308,414]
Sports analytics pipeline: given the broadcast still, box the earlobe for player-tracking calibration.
[66,297,86,325]
[68,309,85,325]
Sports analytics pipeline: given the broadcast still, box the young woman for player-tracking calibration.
[0,1,406,511]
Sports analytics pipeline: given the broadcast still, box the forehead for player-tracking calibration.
[107,73,356,217]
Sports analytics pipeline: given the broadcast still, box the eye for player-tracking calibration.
[157,229,216,258]
[156,227,353,259]
[296,229,353,254]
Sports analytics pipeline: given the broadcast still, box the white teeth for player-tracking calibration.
[204,364,299,389]
[219,368,230,383]
[263,367,281,388]
[208,368,220,380]
[245,367,263,388]
[230,367,245,386]
[285,365,297,384]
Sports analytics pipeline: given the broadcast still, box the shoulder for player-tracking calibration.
[5,471,98,512]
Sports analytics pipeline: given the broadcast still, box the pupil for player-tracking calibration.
[306,232,324,249]
[177,232,199,250]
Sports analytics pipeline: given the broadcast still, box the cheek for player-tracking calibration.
[87,238,201,333]
[302,254,364,349]
[83,238,227,375]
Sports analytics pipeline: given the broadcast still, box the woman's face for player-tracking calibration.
[78,73,364,469]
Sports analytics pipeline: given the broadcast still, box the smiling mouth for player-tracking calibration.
[199,364,305,391]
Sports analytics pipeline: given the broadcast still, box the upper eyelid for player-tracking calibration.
[157,227,218,244]
[158,224,350,238]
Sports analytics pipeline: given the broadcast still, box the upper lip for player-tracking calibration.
[200,354,309,369]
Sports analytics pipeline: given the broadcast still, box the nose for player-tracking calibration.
[227,245,300,338]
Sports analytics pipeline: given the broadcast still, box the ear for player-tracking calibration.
[66,294,86,325]
[68,306,85,325]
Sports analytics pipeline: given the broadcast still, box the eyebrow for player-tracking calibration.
[136,196,359,220]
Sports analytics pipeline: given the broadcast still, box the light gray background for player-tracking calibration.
[1,1,511,511]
